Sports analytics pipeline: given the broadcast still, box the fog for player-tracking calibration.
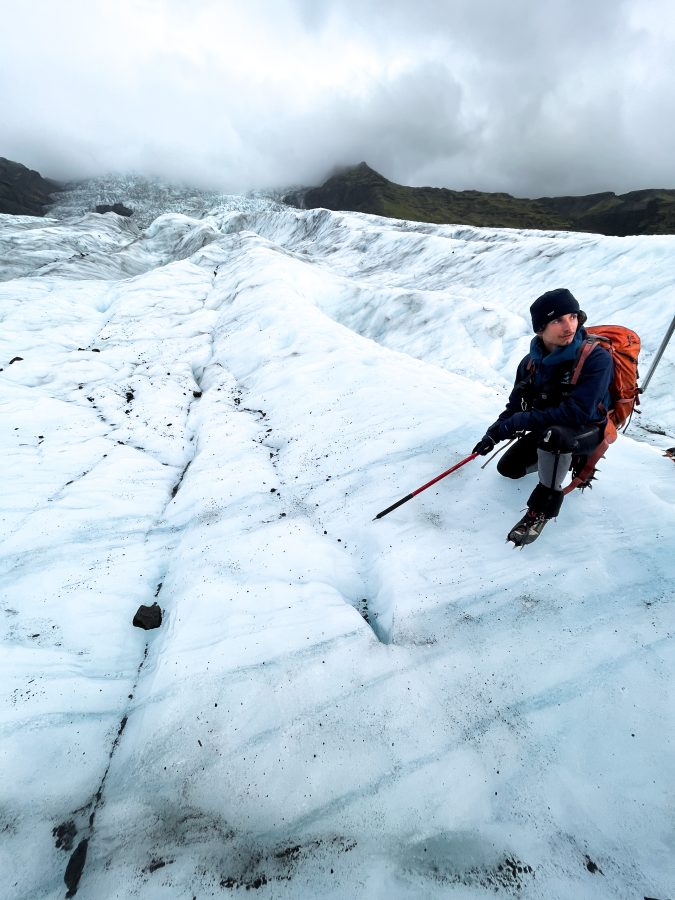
[2,0,675,196]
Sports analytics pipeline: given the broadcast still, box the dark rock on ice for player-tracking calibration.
[94,202,133,216]
[64,838,88,896]
[133,602,162,630]
[53,820,77,851]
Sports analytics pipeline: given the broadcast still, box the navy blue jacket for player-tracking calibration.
[491,328,614,439]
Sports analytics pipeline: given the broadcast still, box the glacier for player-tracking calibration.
[1,180,674,899]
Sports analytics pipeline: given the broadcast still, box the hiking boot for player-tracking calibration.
[527,483,564,518]
[507,509,549,547]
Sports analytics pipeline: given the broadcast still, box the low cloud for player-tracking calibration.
[2,0,674,196]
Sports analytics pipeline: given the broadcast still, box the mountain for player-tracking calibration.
[2,176,674,898]
[537,187,675,236]
[0,157,63,216]
[6,153,674,235]
[285,163,675,236]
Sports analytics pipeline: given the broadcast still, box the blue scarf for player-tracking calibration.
[528,329,585,385]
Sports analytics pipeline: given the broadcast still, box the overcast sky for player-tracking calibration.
[2,0,675,197]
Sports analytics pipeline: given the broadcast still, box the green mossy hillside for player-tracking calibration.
[285,163,675,236]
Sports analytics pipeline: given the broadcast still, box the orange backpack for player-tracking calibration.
[564,325,641,492]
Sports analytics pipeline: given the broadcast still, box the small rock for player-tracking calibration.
[133,602,162,630]
[64,838,89,896]
[53,820,77,852]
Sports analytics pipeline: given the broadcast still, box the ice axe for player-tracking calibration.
[480,436,516,469]
[373,453,478,520]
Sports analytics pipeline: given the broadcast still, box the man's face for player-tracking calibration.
[539,312,579,351]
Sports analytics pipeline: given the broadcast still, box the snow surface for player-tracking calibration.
[1,183,674,899]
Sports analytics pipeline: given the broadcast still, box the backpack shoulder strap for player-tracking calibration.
[570,338,601,385]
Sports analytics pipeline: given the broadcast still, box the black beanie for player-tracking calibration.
[530,288,586,332]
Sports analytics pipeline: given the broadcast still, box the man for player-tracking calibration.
[473,288,613,546]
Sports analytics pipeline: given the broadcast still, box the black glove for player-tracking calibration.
[472,434,496,456]
[472,423,504,456]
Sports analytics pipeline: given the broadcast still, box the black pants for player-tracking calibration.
[497,425,602,480]
[497,425,603,517]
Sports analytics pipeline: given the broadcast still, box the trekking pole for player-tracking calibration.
[373,453,478,521]
[640,313,675,394]
[480,437,516,469]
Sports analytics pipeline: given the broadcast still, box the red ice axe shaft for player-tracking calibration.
[373,453,478,520]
